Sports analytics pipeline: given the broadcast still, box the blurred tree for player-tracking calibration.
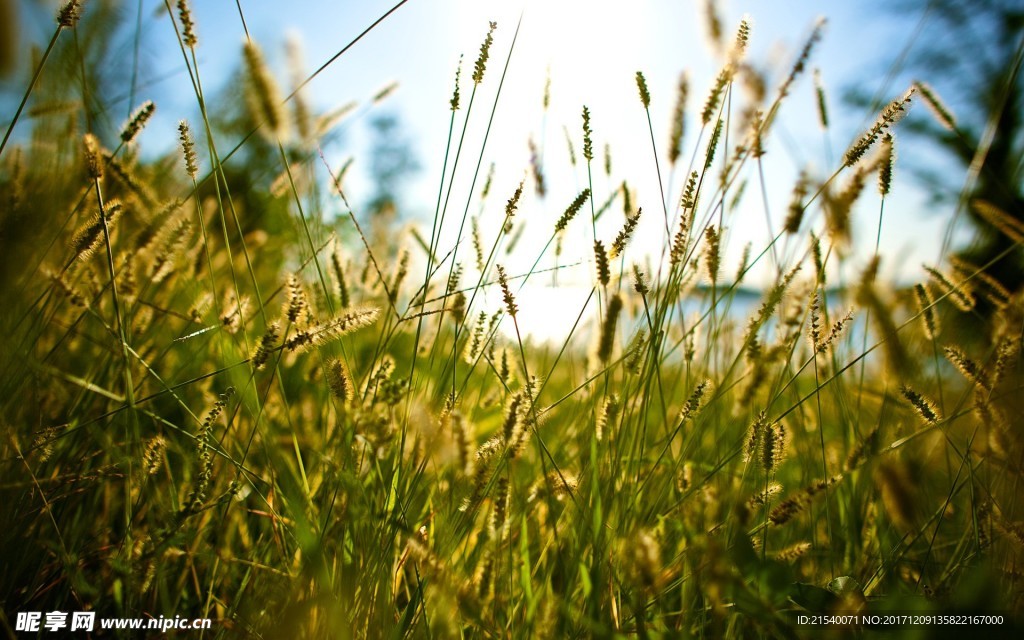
[859,0,1024,293]
[366,112,418,212]
[365,111,418,248]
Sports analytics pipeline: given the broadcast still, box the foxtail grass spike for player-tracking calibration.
[178,120,198,178]
[58,0,82,28]
[914,81,956,130]
[472,22,497,85]
[120,101,155,144]
[582,106,594,162]
[555,189,591,233]
[497,265,517,318]
[177,0,197,47]
[668,72,688,164]
[635,71,651,108]
[243,41,286,139]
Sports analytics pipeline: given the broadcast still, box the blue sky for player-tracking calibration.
[9,1,963,296]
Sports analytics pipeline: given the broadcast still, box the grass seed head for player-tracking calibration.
[914,80,956,130]
[611,207,641,258]
[70,199,123,263]
[596,395,619,442]
[252,322,281,369]
[58,0,82,28]
[581,105,594,161]
[177,0,197,47]
[594,240,610,287]
[970,199,1024,246]
[784,171,810,234]
[555,189,591,233]
[877,133,895,196]
[777,18,826,101]
[844,86,914,167]
[701,65,731,125]
[143,436,167,476]
[595,294,623,364]
[704,225,721,284]
[472,22,497,85]
[813,68,829,128]
[745,411,787,474]
[900,384,940,425]
[284,307,380,351]
[243,41,286,139]
[776,542,812,563]
[450,55,462,111]
[924,265,974,312]
[496,265,517,318]
[529,137,545,197]
[668,72,688,164]
[635,71,651,108]
[631,264,649,296]
[913,283,939,340]
[82,133,103,179]
[943,346,990,390]
[678,379,713,424]
[120,100,155,144]
[178,120,199,178]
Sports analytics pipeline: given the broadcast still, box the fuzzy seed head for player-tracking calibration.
[505,179,524,219]
[178,120,198,178]
[844,86,914,167]
[943,346,990,390]
[284,307,380,351]
[70,200,123,263]
[177,0,197,47]
[594,240,610,287]
[555,189,591,233]
[450,55,462,111]
[813,68,829,129]
[143,436,167,475]
[496,265,517,318]
[635,71,651,108]
[82,133,103,179]
[595,294,623,364]
[326,358,355,405]
[58,0,82,28]
[729,17,752,64]
[472,22,497,85]
[704,225,721,284]
[971,199,1024,246]
[914,81,955,130]
[913,283,939,340]
[878,133,895,196]
[678,379,713,424]
[745,411,787,474]
[252,321,280,369]
[924,265,974,312]
[596,395,619,442]
[900,384,940,425]
[701,65,731,125]
[783,171,809,235]
[120,100,155,144]
[581,106,594,161]
[285,274,309,324]
[667,73,688,165]
[777,18,825,101]
[611,207,641,258]
[776,542,812,563]
[632,264,649,296]
[243,41,286,139]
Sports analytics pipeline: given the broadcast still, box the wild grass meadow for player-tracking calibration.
[1,0,1022,637]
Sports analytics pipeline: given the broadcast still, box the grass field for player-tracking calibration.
[1,1,1022,637]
